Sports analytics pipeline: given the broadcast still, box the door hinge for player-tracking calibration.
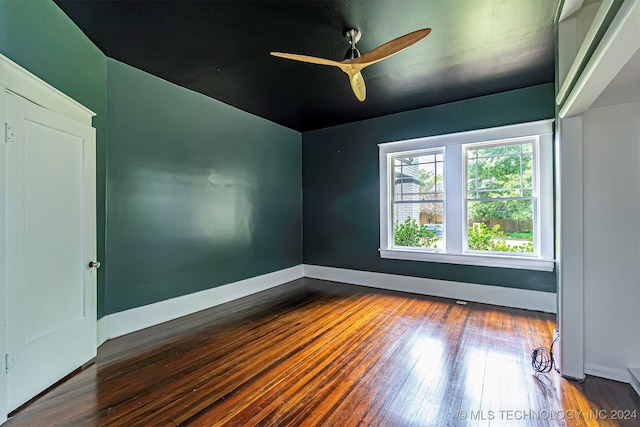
[5,354,13,373]
[5,123,15,143]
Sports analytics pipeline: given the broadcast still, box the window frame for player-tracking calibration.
[390,147,446,252]
[379,119,554,271]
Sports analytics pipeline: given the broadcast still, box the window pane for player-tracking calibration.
[467,200,533,253]
[393,202,444,249]
[467,142,534,199]
[393,151,445,202]
[391,150,445,250]
[522,153,533,189]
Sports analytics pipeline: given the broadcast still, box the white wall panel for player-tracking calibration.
[582,101,640,380]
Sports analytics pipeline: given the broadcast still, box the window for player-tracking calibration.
[392,150,444,250]
[379,120,554,271]
[465,140,535,254]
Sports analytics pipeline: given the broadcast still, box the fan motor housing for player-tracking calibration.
[344,29,362,60]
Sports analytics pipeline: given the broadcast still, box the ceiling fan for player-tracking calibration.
[270,27,431,102]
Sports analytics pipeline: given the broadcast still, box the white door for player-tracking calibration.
[4,92,97,411]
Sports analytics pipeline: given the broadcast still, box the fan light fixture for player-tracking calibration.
[271,27,431,101]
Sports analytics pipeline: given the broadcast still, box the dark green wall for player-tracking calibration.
[0,0,109,315]
[105,60,302,314]
[302,83,557,293]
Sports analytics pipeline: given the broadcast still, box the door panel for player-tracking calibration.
[24,122,85,341]
[5,92,96,411]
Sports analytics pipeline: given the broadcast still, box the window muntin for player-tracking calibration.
[391,150,444,250]
[464,139,536,256]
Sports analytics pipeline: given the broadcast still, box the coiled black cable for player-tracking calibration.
[531,336,560,373]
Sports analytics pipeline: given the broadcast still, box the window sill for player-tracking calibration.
[379,248,555,271]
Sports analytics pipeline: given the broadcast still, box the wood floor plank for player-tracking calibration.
[5,278,639,426]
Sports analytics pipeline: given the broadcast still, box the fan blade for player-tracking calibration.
[348,71,366,101]
[270,52,344,68]
[351,28,431,67]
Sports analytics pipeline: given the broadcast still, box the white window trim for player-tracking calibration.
[379,119,555,272]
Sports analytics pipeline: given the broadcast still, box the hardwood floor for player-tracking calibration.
[5,278,639,426]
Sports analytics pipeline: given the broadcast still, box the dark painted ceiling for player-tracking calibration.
[54,0,558,132]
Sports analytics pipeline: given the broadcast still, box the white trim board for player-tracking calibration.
[584,363,633,384]
[560,0,640,118]
[558,0,584,22]
[556,116,585,381]
[303,265,556,314]
[556,0,616,105]
[629,367,640,396]
[0,53,95,124]
[106,265,304,339]
[97,316,108,348]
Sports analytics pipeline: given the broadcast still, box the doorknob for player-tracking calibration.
[88,261,101,269]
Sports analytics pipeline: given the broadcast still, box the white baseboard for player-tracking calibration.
[107,265,304,339]
[584,362,632,383]
[629,367,640,396]
[103,263,556,342]
[303,264,557,313]
[97,316,108,347]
